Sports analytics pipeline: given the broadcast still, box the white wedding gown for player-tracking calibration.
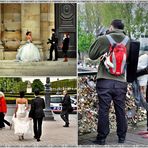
[16,40,40,62]
[12,104,32,136]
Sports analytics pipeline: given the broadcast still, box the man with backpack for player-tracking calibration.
[89,19,130,145]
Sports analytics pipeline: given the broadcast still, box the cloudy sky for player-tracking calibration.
[22,76,76,84]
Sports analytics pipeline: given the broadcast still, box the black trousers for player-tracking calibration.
[0,112,4,128]
[3,119,10,126]
[60,110,69,124]
[96,79,127,140]
[0,112,10,128]
[33,118,43,139]
[49,45,58,60]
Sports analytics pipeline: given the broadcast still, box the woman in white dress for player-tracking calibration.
[16,31,40,62]
[12,91,32,140]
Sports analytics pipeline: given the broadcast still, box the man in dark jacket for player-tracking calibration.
[60,90,72,127]
[89,19,130,145]
[47,29,58,61]
[29,89,45,142]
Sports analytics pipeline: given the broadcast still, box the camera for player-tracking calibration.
[96,26,109,37]
[47,38,51,44]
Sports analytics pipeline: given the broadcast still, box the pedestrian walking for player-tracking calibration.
[0,91,12,130]
[12,91,32,141]
[60,90,73,127]
[29,89,45,142]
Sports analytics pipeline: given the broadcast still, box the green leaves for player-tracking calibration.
[51,79,77,91]
[78,29,95,52]
[78,2,148,52]
[32,79,44,92]
[0,77,24,93]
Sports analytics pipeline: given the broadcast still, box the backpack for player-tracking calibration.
[103,35,129,76]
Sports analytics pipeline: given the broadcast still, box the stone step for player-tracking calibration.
[4,51,16,60]
[2,50,45,60]
[0,59,76,76]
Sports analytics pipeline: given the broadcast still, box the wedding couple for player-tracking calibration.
[16,31,41,62]
[12,89,45,142]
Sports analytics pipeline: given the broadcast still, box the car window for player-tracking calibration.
[50,97,63,103]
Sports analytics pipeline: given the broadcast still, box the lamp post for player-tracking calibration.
[56,78,60,95]
[44,77,54,121]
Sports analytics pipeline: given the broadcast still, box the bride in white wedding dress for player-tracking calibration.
[12,91,32,140]
[16,31,40,62]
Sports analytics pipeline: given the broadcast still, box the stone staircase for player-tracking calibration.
[0,59,76,76]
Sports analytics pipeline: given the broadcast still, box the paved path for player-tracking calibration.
[0,114,77,147]
[79,121,148,147]
[0,58,76,76]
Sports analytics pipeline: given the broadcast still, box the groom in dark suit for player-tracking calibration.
[29,89,45,142]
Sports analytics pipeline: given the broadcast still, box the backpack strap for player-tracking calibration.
[120,36,129,46]
[106,34,129,46]
[106,35,116,46]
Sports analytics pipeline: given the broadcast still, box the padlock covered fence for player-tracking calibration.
[78,71,147,136]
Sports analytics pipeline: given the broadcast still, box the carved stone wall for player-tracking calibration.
[21,4,40,41]
[40,3,54,59]
[0,3,54,60]
[0,3,76,60]
[55,3,76,58]
[0,4,4,60]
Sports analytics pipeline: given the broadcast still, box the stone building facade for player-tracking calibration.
[0,3,76,60]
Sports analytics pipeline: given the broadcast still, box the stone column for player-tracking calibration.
[40,3,55,60]
[21,4,43,60]
[21,4,41,41]
[0,4,4,60]
[47,4,55,60]
[48,3,55,39]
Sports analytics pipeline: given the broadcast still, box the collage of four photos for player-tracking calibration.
[0,1,148,147]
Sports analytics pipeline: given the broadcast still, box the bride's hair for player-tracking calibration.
[26,31,31,36]
[20,91,25,98]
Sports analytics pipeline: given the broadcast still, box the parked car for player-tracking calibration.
[48,95,77,113]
